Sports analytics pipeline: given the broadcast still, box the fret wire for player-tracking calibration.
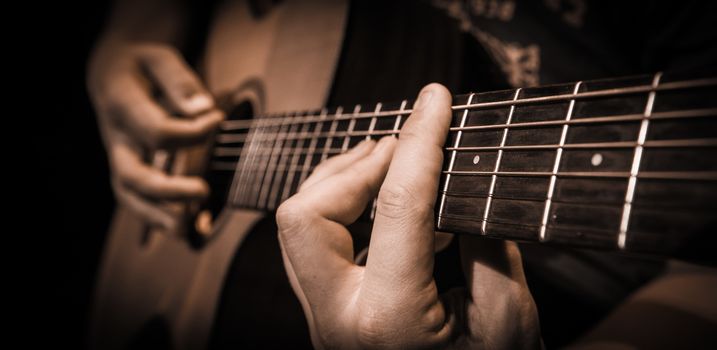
[229,125,257,206]
[342,105,361,152]
[219,77,717,131]
[618,72,662,249]
[539,82,582,241]
[438,94,475,230]
[267,119,303,210]
[278,119,313,206]
[366,103,381,141]
[482,89,522,234]
[241,119,275,207]
[321,106,343,161]
[298,108,328,187]
[216,107,717,145]
[257,116,294,208]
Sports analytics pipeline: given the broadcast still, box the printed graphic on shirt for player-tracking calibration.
[432,0,541,87]
[543,0,586,27]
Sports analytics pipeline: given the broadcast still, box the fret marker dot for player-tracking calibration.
[473,155,481,165]
[591,153,603,167]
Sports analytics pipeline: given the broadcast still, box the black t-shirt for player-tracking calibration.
[209,1,717,349]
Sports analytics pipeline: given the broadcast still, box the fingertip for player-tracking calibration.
[188,177,211,198]
[414,83,451,110]
[184,93,214,114]
[423,82,451,97]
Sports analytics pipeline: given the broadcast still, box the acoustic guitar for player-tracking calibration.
[89,1,716,349]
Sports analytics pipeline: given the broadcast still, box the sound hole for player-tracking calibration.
[192,100,254,244]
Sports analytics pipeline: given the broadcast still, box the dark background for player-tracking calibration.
[41,2,114,348]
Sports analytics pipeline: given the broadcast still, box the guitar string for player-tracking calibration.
[217,77,717,131]
[214,107,717,144]
[223,76,716,209]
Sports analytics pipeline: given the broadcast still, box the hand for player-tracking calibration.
[276,84,542,349]
[87,42,223,230]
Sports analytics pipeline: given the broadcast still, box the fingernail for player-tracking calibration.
[186,94,213,113]
[414,89,433,110]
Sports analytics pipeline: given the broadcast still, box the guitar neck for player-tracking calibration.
[210,72,717,263]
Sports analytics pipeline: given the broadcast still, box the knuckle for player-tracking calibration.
[275,199,311,238]
[356,314,391,348]
[376,183,432,221]
[397,123,421,142]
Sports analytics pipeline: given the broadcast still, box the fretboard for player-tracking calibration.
[210,72,717,263]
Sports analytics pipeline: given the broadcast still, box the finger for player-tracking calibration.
[299,139,376,192]
[107,75,223,148]
[459,236,531,301]
[109,140,209,200]
[277,136,397,292]
[365,83,453,293]
[458,236,541,348]
[113,179,178,230]
[139,45,214,115]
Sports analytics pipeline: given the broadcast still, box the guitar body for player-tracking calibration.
[89,1,348,349]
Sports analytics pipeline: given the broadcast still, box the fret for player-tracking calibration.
[618,72,663,249]
[565,121,641,144]
[321,107,343,161]
[572,76,651,119]
[559,148,634,172]
[540,82,582,240]
[365,103,381,141]
[279,119,315,206]
[229,120,258,206]
[392,101,408,132]
[243,118,278,207]
[257,116,294,209]
[553,177,627,204]
[341,105,361,151]
[482,89,521,234]
[234,118,263,206]
[266,115,303,208]
[438,93,475,230]
[284,112,322,197]
[298,108,328,187]
[266,116,304,210]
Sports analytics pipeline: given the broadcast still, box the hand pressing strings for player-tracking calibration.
[277,83,542,349]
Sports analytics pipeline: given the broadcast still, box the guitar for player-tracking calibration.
[89,1,717,349]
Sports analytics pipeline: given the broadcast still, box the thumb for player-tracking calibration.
[459,236,542,349]
[140,46,214,116]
